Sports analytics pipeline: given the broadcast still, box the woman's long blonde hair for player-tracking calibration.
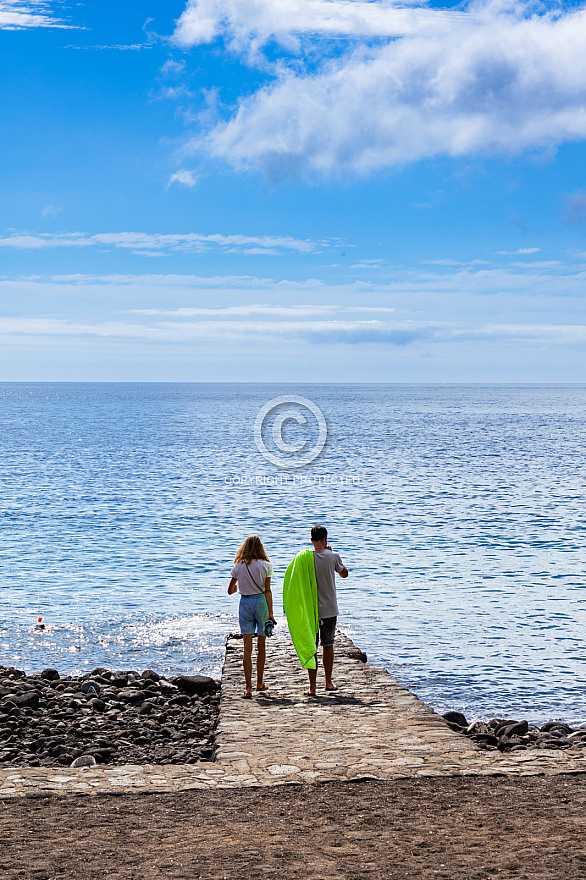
[234,535,270,566]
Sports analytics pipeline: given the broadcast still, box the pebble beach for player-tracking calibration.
[0,664,219,769]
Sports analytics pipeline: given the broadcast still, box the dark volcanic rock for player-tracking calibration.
[0,665,220,768]
[110,675,129,688]
[541,721,573,734]
[467,722,493,737]
[493,719,521,736]
[568,731,586,744]
[137,702,155,715]
[80,681,101,696]
[535,736,566,749]
[9,691,40,710]
[470,733,499,748]
[501,720,529,738]
[171,674,219,696]
[122,689,145,704]
[497,735,525,752]
[84,748,114,763]
[445,710,586,755]
[71,755,96,768]
[443,711,468,729]
[345,647,368,663]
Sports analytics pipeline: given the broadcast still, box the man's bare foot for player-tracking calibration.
[304,689,317,697]
[242,689,253,699]
[256,683,269,691]
[325,683,338,691]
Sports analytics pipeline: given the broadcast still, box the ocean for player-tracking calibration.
[1,383,585,725]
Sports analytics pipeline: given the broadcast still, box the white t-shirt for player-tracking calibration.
[231,559,273,596]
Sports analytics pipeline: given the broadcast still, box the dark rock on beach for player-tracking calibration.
[171,674,219,696]
[442,710,468,731]
[0,664,220,768]
[345,647,368,663]
[442,711,586,753]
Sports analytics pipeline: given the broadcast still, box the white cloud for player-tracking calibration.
[66,44,148,51]
[2,261,586,382]
[41,204,63,217]
[1,314,585,349]
[177,0,586,177]
[124,304,397,317]
[0,1,68,29]
[168,169,199,188]
[292,321,586,346]
[350,259,387,269]
[6,259,586,301]
[496,247,541,254]
[173,0,465,52]
[0,230,322,255]
[3,272,330,290]
[31,272,290,287]
[0,318,151,338]
[512,260,560,268]
[160,58,186,77]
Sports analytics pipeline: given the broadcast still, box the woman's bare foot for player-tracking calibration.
[242,689,253,699]
[256,683,269,691]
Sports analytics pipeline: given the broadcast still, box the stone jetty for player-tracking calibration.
[1,632,586,798]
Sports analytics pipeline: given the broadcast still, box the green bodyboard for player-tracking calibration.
[282,549,318,670]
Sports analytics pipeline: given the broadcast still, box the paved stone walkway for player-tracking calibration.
[214,632,586,783]
[1,632,585,798]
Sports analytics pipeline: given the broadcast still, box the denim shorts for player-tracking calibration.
[316,616,337,649]
[239,593,268,636]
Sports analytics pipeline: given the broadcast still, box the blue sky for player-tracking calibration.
[1,0,586,381]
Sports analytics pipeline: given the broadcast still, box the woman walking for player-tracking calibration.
[228,535,276,698]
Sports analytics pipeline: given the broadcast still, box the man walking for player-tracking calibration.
[307,525,348,696]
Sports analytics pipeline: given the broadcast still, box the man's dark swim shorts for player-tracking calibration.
[316,616,337,649]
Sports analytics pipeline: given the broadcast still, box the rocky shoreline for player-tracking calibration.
[3,657,586,772]
[443,710,586,752]
[0,664,220,768]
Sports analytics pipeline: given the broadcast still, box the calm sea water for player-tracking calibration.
[1,383,585,725]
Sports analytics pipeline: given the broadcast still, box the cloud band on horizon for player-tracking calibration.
[0,315,585,349]
[0,230,323,255]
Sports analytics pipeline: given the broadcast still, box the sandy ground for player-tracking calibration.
[1,774,585,879]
